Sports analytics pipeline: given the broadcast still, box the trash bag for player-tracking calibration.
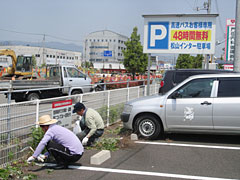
[73,120,82,135]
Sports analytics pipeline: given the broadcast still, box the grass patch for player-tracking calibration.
[86,121,134,151]
[0,160,37,180]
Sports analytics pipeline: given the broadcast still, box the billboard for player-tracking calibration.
[143,14,218,54]
[225,19,235,61]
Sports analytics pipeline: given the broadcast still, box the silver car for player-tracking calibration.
[121,73,240,139]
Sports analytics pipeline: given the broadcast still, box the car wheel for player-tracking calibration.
[27,93,40,101]
[71,90,82,95]
[136,114,162,140]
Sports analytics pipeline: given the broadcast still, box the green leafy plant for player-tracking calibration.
[29,127,46,153]
[8,151,14,161]
[94,138,120,151]
[0,162,37,180]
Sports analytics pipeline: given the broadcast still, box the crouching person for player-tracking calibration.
[73,102,104,146]
[27,115,84,169]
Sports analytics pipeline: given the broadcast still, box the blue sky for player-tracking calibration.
[0,0,236,57]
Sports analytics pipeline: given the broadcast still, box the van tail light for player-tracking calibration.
[160,80,164,87]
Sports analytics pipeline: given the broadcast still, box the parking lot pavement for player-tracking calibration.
[33,134,240,180]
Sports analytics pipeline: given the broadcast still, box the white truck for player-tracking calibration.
[0,65,94,102]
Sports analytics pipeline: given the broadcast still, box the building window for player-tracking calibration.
[46,55,49,58]
[57,56,59,58]
[110,39,112,42]
[53,55,55,58]
[60,56,62,59]
[102,39,104,42]
[50,55,52,58]
[114,39,116,42]
[98,39,99,42]
[119,40,121,43]
[90,39,92,42]
[105,39,108,42]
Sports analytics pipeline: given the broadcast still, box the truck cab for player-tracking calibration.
[48,65,93,95]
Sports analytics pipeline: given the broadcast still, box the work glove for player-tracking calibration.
[27,156,35,163]
[37,154,46,162]
[82,137,89,146]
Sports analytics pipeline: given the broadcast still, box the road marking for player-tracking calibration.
[68,165,237,180]
[39,163,239,180]
[135,141,240,150]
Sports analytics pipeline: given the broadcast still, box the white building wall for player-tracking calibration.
[84,30,128,64]
[0,45,82,66]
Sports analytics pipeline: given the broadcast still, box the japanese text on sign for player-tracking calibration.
[52,99,72,128]
[143,14,217,54]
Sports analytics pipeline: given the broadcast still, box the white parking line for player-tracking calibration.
[135,141,240,150]
[38,163,239,180]
[68,165,238,180]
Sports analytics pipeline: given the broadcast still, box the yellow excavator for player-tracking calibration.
[0,49,34,79]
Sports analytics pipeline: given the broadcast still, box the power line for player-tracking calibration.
[0,28,83,43]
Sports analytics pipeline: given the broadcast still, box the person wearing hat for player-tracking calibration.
[73,102,104,146]
[27,115,84,168]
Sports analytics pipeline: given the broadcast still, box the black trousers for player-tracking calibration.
[46,140,82,165]
[77,128,104,145]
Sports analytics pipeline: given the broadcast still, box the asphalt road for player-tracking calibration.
[31,134,240,180]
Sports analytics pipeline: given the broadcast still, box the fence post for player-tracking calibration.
[127,87,130,101]
[7,92,11,143]
[138,86,140,98]
[7,82,13,143]
[104,83,106,91]
[145,85,147,96]
[107,91,110,127]
[155,81,157,94]
[80,94,83,103]
[35,99,40,128]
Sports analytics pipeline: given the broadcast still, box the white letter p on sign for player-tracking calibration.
[150,25,167,47]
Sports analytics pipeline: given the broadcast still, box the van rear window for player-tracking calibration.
[174,72,192,83]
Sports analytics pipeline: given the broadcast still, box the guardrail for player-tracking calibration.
[0,82,160,166]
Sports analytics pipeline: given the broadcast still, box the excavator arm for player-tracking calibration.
[0,49,17,75]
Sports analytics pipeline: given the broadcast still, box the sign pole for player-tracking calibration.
[147,53,151,96]
[234,0,240,72]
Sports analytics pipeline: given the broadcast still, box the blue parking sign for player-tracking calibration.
[148,22,169,49]
[104,50,112,57]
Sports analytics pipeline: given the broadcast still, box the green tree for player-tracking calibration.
[122,27,148,78]
[31,55,37,68]
[176,54,203,69]
[175,54,193,69]
[81,61,92,68]
[192,54,203,68]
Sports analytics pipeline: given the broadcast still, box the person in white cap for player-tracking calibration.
[27,115,84,169]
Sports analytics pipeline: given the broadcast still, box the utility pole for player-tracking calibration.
[198,1,211,69]
[206,0,211,69]
[42,34,45,65]
[234,0,240,72]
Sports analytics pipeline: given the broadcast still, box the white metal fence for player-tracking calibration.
[0,83,160,166]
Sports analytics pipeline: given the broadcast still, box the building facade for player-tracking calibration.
[0,45,82,67]
[84,30,128,64]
